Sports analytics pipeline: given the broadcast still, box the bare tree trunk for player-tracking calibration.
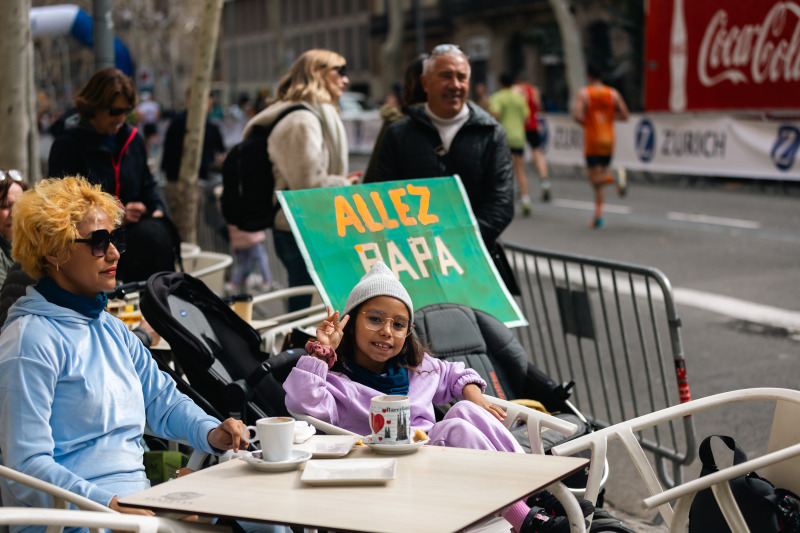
[547,0,586,109]
[27,13,40,183]
[174,0,224,244]
[381,0,404,99]
[0,0,33,181]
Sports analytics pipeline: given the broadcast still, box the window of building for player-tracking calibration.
[316,31,326,49]
[280,0,289,26]
[359,24,369,72]
[329,28,339,53]
[344,25,354,66]
[330,0,339,17]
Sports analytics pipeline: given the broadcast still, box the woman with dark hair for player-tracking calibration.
[242,49,361,311]
[47,68,173,283]
[363,54,428,183]
[0,170,27,285]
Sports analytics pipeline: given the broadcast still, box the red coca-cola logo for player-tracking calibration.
[698,2,800,87]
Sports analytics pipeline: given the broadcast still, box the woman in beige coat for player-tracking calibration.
[242,49,360,311]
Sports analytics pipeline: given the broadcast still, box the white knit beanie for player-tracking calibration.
[343,261,414,324]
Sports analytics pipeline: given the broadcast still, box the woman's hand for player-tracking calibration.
[123,202,147,224]
[462,383,506,422]
[207,418,248,452]
[109,495,155,515]
[315,305,350,351]
[346,171,363,184]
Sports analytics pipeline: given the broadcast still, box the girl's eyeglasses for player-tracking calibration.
[360,310,413,338]
[0,170,23,182]
[73,227,127,257]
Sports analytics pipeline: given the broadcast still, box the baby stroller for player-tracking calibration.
[139,271,303,425]
[414,303,634,533]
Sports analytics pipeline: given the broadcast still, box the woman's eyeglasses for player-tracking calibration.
[73,228,127,257]
[107,106,133,117]
[0,170,23,182]
[360,310,413,338]
[332,65,348,77]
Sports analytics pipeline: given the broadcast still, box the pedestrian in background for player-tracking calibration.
[243,49,361,312]
[161,92,227,219]
[47,67,175,283]
[490,73,531,216]
[513,74,551,203]
[135,91,161,154]
[363,53,428,183]
[573,62,630,229]
[0,170,27,286]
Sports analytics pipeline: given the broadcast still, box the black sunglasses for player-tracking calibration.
[73,228,127,257]
[332,65,348,77]
[107,106,133,117]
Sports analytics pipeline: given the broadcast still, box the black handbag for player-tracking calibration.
[688,434,800,533]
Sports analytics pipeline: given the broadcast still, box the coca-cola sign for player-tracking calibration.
[646,0,799,111]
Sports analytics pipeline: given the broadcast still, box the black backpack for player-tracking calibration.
[220,105,306,231]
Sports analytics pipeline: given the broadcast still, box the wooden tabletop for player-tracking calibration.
[120,444,587,533]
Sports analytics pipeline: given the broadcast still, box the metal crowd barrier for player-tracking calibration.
[502,241,697,489]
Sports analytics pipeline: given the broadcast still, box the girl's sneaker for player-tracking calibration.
[589,217,605,229]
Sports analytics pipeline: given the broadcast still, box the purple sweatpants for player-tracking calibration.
[427,401,524,453]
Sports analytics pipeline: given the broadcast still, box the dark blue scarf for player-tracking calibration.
[36,276,108,319]
[344,360,410,396]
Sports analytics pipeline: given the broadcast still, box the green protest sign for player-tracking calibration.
[277,176,526,327]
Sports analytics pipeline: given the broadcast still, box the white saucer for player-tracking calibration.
[364,435,428,455]
[241,449,312,472]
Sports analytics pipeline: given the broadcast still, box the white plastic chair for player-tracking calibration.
[0,508,226,533]
[252,285,327,353]
[551,387,800,532]
[184,251,233,295]
[0,464,229,533]
[290,395,588,533]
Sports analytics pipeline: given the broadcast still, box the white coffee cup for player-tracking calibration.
[369,395,411,445]
[242,416,295,462]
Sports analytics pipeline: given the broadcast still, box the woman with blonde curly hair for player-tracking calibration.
[0,177,249,521]
[242,49,362,311]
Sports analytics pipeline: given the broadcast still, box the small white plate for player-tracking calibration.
[301,458,397,486]
[294,435,360,458]
[241,449,312,472]
[364,435,428,455]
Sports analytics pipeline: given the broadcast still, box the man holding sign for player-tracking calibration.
[372,44,517,293]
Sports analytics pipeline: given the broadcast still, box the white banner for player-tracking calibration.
[539,113,800,180]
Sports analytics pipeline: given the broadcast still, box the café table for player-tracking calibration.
[120,444,588,533]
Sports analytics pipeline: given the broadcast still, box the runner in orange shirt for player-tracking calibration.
[573,63,630,229]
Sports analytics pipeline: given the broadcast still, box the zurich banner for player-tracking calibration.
[539,113,800,180]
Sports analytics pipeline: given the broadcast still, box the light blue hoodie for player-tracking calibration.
[0,286,220,520]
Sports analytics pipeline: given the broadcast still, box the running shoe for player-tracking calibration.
[614,168,628,197]
[521,196,532,217]
[589,218,605,229]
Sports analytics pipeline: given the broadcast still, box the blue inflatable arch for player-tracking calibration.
[30,4,133,77]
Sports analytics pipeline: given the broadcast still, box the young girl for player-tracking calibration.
[283,261,586,533]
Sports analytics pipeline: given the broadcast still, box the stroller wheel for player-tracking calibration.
[589,509,637,533]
